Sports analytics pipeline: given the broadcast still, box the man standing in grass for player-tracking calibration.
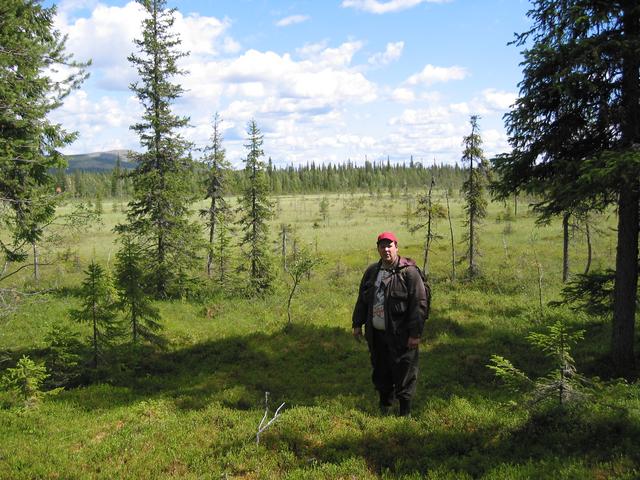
[352,232,429,417]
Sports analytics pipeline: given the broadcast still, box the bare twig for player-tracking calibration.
[256,391,285,445]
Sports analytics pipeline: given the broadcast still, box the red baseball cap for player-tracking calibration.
[377,231,398,244]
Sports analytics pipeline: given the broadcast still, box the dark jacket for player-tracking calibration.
[352,257,429,355]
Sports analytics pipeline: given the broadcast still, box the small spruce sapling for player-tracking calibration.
[319,197,329,225]
[114,236,165,348]
[488,316,587,408]
[43,325,84,388]
[1,356,60,408]
[70,261,120,368]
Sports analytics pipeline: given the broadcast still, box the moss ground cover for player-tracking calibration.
[0,192,638,479]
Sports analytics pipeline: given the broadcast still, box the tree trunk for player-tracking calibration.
[206,198,216,278]
[157,229,166,297]
[468,160,477,277]
[423,177,435,275]
[32,241,39,281]
[281,224,287,270]
[562,212,570,283]
[612,1,640,378]
[584,221,592,275]
[612,186,639,377]
[446,190,456,281]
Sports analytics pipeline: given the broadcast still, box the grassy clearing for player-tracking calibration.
[0,192,638,479]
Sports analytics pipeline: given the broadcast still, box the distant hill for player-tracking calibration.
[64,150,136,172]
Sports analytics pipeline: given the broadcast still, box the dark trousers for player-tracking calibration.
[371,328,419,405]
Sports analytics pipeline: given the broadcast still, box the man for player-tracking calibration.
[352,231,429,416]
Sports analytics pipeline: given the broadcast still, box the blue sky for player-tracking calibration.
[49,0,531,167]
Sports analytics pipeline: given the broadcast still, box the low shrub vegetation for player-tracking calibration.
[0,194,638,479]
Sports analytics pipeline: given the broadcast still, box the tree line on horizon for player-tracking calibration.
[51,159,471,200]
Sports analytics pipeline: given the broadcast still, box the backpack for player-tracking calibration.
[402,265,431,319]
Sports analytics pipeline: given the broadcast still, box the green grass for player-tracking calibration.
[0,192,638,479]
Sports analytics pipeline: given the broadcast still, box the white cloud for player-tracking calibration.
[481,88,516,111]
[406,64,468,86]
[222,37,242,55]
[341,0,449,14]
[176,13,235,57]
[391,87,415,102]
[62,2,144,69]
[196,45,376,104]
[368,41,404,66]
[276,15,310,27]
[50,90,140,153]
[51,1,512,166]
[60,2,236,67]
[319,41,364,68]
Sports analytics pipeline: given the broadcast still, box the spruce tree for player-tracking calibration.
[212,216,234,286]
[460,116,490,277]
[201,113,231,279]
[114,236,164,347]
[0,0,88,280]
[492,1,640,377]
[117,0,201,298]
[70,261,119,369]
[111,155,123,198]
[237,120,273,293]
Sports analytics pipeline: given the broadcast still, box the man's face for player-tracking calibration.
[377,240,398,265]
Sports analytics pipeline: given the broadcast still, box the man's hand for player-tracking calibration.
[353,327,363,340]
[407,336,420,349]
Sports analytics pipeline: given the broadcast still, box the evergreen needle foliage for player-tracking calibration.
[114,236,165,348]
[488,317,587,409]
[1,355,56,409]
[237,120,274,294]
[0,0,88,282]
[117,0,201,298]
[551,269,617,319]
[492,0,640,377]
[43,325,83,389]
[201,112,232,280]
[70,261,120,368]
[460,116,490,278]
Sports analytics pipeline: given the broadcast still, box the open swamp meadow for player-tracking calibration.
[1,191,639,479]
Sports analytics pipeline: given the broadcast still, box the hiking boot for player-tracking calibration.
[399,399,411,417]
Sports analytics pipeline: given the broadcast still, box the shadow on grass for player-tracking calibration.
[8,303,622,414]
[40,324,375,411]
[18,316,507,412]
[267,402,640,478]
[42,314,549,414]
[6,317,639,477]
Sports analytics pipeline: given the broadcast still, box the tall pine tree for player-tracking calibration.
[0,0,88,280]
[461,116,490,278]
[493,1,640,377]
[201,113,231,279]
[237,120,273,293]
[118,0,200,298]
